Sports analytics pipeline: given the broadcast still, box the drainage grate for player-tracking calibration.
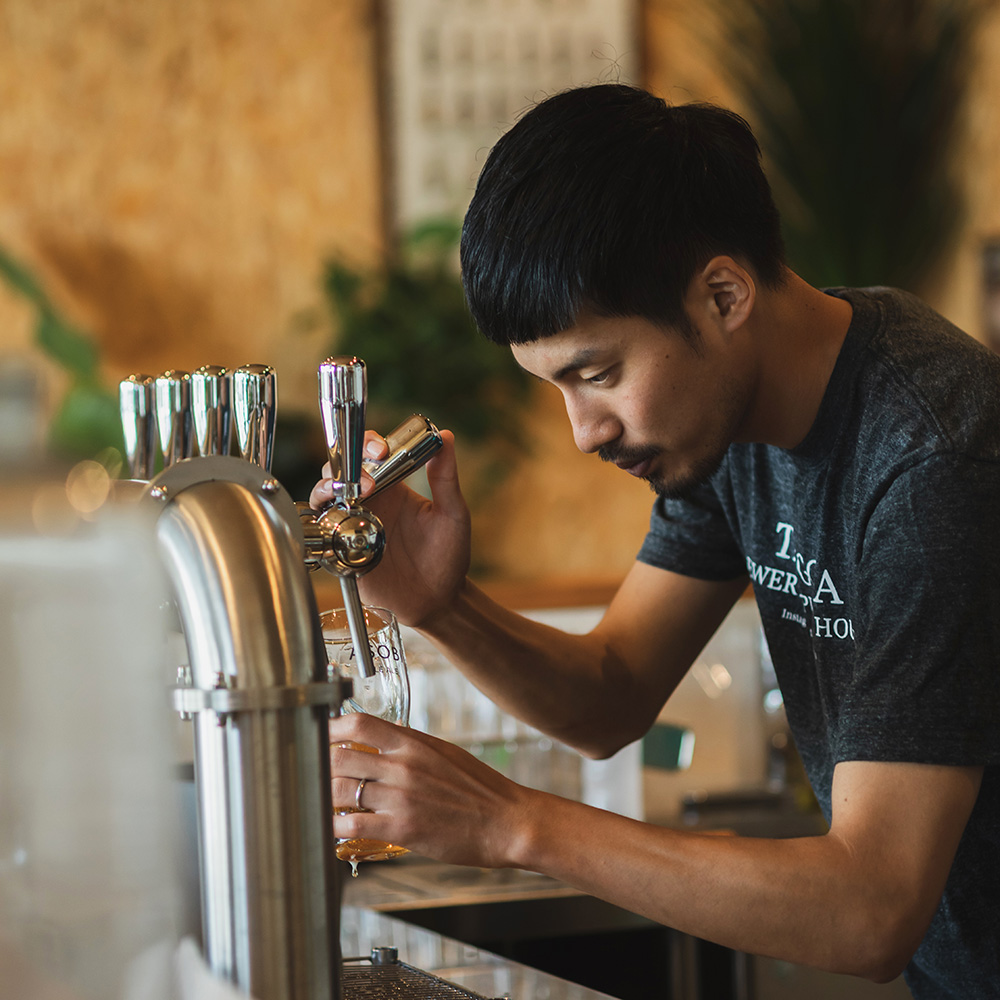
[343,948,506,1000]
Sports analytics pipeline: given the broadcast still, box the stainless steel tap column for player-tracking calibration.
[119,356,441,1000]
[157,457,344,1000]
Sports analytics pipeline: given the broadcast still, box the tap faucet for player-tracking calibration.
[154,370,193,467]
[119,373,157,480]
[304,358,443,679]
[312,358,383,679]
[232,363,276,472]
[191,365,232,458]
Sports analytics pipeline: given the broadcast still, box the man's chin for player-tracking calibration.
[646,456,724,500]
[648,476,699,500]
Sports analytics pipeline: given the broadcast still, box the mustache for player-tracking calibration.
[598,442,661,468]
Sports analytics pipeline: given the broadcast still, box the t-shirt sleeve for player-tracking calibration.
[636,479,748,582]
[834,453,1000,766]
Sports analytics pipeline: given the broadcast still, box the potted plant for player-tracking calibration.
[705,0,986,291]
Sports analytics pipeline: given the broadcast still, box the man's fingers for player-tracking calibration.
[423,431,467,516]
[363,431,389,461]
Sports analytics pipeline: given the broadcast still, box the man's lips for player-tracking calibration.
[600,445,660,478]
[619,457,652,477]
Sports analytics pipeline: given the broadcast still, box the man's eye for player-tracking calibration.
[585,369,611,385]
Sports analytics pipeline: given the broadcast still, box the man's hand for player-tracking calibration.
[330,713,535,869]
[309,429,472,628]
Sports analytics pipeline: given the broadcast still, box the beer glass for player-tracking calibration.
[321,605,410,872]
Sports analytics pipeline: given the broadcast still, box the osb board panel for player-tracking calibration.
[0,0,383,413]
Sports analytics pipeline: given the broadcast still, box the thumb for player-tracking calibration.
[424,430,467,517]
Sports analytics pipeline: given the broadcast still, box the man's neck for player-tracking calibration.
[740,272,853,449]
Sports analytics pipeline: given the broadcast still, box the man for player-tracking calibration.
[312,85,999,996]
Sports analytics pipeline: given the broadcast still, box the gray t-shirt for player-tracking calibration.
[637,287,1000,998]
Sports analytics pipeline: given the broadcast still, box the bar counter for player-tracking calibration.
[342,902,617,999]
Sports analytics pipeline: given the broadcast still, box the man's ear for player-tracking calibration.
[695,256,756,333]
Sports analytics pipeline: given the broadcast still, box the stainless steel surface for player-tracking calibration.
[232,363,276,471]
[150,457,343,1000]
[191,365,232,457]
[363,414,444,500]
[154,369,193,467]
[119,373,157,479]
[319,356,366,505]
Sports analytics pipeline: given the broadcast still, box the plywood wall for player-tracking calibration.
[0,0,383,410]
[3,0,1000,584]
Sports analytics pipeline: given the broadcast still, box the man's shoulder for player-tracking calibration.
[835,285,981,350]
[837,287,1000,460]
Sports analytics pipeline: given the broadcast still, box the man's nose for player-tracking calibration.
[567,399,620,454]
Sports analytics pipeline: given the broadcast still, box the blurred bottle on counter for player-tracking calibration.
[0,360,44,470]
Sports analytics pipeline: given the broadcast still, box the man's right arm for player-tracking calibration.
[419,565,746,758]
[311,430,747,758]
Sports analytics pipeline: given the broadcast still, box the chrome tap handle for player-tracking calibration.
[119,374,157,480]
[318,357,366,506]
[363,414,443,500]
[232,364,276,471]
[154,370,193,468]
[191,365,232,457]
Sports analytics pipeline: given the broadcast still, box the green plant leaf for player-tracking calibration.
[47,380,125,460]
[35,308,99,380]
[0,244,118,459]
[0,245,51,309]
[322,220,531,455]
[703,0,986,291]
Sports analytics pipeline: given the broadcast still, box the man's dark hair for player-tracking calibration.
[460,84,786,346]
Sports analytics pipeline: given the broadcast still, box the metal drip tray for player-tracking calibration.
[344,948,506,1000]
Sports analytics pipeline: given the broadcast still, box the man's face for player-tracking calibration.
[510,312,757,498]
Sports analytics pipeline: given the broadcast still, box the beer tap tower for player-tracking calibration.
[118,358,440,1000]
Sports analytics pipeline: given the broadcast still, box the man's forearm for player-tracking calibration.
[417,578,647,756]
[513,791,922,981]
[506,760,981,982]
[416,566,747,757]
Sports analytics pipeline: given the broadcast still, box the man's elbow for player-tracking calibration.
[550,724,640,761]
[856,946,913,986]
[836,903,925,984]
[560,716,650,761]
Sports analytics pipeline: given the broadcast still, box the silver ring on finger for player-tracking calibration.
[355,777,368,812]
